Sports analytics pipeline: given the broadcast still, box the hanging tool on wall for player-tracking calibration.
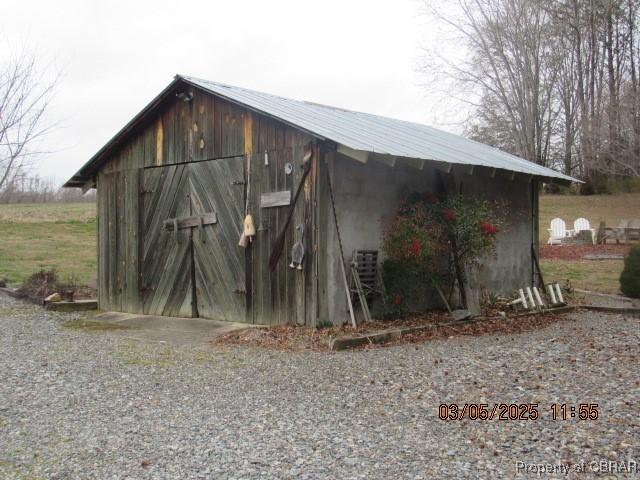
[268,147,313,271]
[239,153,256,248]
[239,214,256,247]
[289,224,305,270]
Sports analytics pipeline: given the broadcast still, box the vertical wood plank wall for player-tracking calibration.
[96,86,318,325]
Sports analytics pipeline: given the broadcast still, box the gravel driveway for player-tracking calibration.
[0,294,638,479]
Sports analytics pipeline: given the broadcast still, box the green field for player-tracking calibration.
[0,203,96,287]
[539,260,624,293]
[539,192,640,293]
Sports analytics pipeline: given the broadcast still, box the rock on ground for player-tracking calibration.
[0,294,638,479]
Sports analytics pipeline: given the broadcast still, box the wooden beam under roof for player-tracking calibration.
[395,156,426,170]
[336,144,369,163]
[370,153,397,167]
[81,178,96,194]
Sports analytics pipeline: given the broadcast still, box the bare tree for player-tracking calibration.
[421,0,640,186]
[0,50,57,192]
[422,0,562,167]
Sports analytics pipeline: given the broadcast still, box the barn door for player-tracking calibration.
[190,158,247,322]
[140,164,195,317]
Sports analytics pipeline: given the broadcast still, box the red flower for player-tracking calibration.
[480,221,499,235]
[423,192,438,204]
[410,239,421,256]
[393,294,402,305]
[442,209,457,222]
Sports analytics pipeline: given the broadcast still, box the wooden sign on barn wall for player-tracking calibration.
[260,190,291,208]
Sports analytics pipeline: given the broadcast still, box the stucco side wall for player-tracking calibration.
[460,173,534,295]
[324,154,535,325]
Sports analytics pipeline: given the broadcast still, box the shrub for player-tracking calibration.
[620,247,640,298]
[15,269,81,300]
[381,191,507,313]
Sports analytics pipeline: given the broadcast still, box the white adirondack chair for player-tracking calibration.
[547,218,568,245]
[573,217,596,244]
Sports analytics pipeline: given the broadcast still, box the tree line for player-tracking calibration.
[0,173,95,204]
[424,0,640,193]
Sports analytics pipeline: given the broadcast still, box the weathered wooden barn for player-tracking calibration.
[65,75,575,326]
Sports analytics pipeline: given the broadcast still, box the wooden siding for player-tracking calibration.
[96,85,318,325]
[96,169,140,313]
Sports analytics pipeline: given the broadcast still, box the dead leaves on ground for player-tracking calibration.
[213,311,573,352]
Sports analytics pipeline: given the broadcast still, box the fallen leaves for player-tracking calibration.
[214,310,574,352]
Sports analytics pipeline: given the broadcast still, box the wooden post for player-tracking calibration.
[596,220,607,244]
[531,245,545,288]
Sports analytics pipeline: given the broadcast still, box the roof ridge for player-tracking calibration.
[178,74,428,123]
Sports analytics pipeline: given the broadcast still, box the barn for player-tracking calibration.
[65,75,575,326]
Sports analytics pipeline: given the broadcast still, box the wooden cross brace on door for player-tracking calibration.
[163,212,217,242]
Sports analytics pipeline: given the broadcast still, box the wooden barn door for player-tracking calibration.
[140,164,195,317]
[190,158,246,323]
[140,158,246,321]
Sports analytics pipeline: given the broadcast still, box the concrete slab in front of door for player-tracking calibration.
[93,311,258,347]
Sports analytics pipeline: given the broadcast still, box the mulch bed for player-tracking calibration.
[539,244,631,261]
[213,310,574,352]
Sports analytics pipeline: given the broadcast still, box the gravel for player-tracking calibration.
[0,294,638,479]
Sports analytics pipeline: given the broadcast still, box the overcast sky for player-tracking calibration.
[3,0,461,185]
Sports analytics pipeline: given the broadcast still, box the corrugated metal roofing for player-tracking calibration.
[65,74,578,187]
[181,75,576,183]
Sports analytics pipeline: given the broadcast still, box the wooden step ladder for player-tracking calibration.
[350,250,385,323]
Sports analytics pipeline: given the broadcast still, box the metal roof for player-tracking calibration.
[65,74,577,187]
[181,75,576,183]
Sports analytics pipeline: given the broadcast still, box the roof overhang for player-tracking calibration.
[64,77,186,188]
[336,145,578,186]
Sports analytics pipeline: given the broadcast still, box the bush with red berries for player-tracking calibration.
[380,191,506,315]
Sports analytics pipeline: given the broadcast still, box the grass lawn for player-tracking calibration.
[539,260,624,294]
[539,192,640,294]
[0,203,96,287]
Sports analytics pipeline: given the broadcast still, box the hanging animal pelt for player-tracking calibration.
[268,148,313,271]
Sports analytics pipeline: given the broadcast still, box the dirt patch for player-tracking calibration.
[540,244,630,261]
[14,269,96,303]
[214,310,574,351]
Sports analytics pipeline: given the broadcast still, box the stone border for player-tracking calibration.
[329,305,640,351]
